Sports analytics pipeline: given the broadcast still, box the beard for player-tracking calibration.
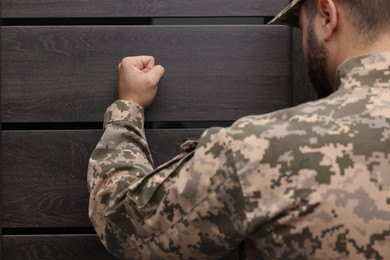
[306,23,333,98]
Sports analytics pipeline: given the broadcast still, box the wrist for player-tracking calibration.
[104,100,145,130]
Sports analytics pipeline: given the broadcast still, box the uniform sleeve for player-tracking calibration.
[87,100,248,259]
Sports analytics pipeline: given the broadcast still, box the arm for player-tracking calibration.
[87,56,247,259]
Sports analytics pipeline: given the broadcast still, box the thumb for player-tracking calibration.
[147,65,165,85]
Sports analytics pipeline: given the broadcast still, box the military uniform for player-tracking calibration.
[88,52,390,259]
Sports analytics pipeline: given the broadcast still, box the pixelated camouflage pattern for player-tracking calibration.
[268,0,303,27]
[88,52,390,259]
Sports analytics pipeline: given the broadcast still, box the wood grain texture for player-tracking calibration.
[1,25,292,123]
[1,0,289,18]
[292,27,317,105]
[0,107,2,258]
[2,235,113,260]
[2,234,240,260]
[2,129,204,227]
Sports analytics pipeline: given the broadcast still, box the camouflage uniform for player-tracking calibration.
[88,52,390,259]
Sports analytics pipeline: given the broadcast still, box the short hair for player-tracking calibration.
[303,0,390,42]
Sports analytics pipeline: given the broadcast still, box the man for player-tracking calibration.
[88,0,390,258]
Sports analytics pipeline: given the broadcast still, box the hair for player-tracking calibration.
[303,0,390,42]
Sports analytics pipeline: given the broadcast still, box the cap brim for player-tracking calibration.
[268,0,303,27]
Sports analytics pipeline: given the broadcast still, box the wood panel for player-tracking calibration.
[2,129,204,228]
[1,0,289,18]
[2,235,240,260]
[1,26,292,123]
[292,27,316,105]
[0,97,2,258]
[2,235,114,260]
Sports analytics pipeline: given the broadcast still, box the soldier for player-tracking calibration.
[88,0,390,259]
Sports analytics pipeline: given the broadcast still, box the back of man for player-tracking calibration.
[227,53,390,258]
[243,0,390,257]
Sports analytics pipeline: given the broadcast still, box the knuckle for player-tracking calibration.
[121,57,132,66]
[122,57,128,63]
[143,55,155,63]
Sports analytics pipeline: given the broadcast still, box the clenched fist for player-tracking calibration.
[118,56,165,108]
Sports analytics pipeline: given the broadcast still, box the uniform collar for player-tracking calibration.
[334,52,390,91]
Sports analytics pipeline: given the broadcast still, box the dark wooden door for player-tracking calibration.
[0,0,315,258]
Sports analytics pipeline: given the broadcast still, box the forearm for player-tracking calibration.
[88,99,153,190]
[87,100,154,255]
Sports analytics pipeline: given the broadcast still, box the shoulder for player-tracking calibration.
[227,97,334,142]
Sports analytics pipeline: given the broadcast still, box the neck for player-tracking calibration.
[365,33,390,53]
[327,31,390,86]
[348,32,390,58]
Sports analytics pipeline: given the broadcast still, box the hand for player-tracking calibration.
[117,56,165,108]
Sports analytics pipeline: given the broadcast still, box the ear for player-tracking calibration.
[317,0,338,42]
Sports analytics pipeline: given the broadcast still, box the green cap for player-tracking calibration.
[268,0,304,27]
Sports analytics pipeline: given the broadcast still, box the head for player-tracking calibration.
[270,0,390,97]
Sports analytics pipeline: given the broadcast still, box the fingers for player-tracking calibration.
[148,65,165,84]
[153,64,165,76]
[140,56,155,70]
[118,56,164,79]
[119,56,155,71]
[117,56,164,107]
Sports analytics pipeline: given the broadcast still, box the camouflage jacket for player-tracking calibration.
[88,52,390,259]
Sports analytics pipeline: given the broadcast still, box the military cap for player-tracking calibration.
[268,0,304,27]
